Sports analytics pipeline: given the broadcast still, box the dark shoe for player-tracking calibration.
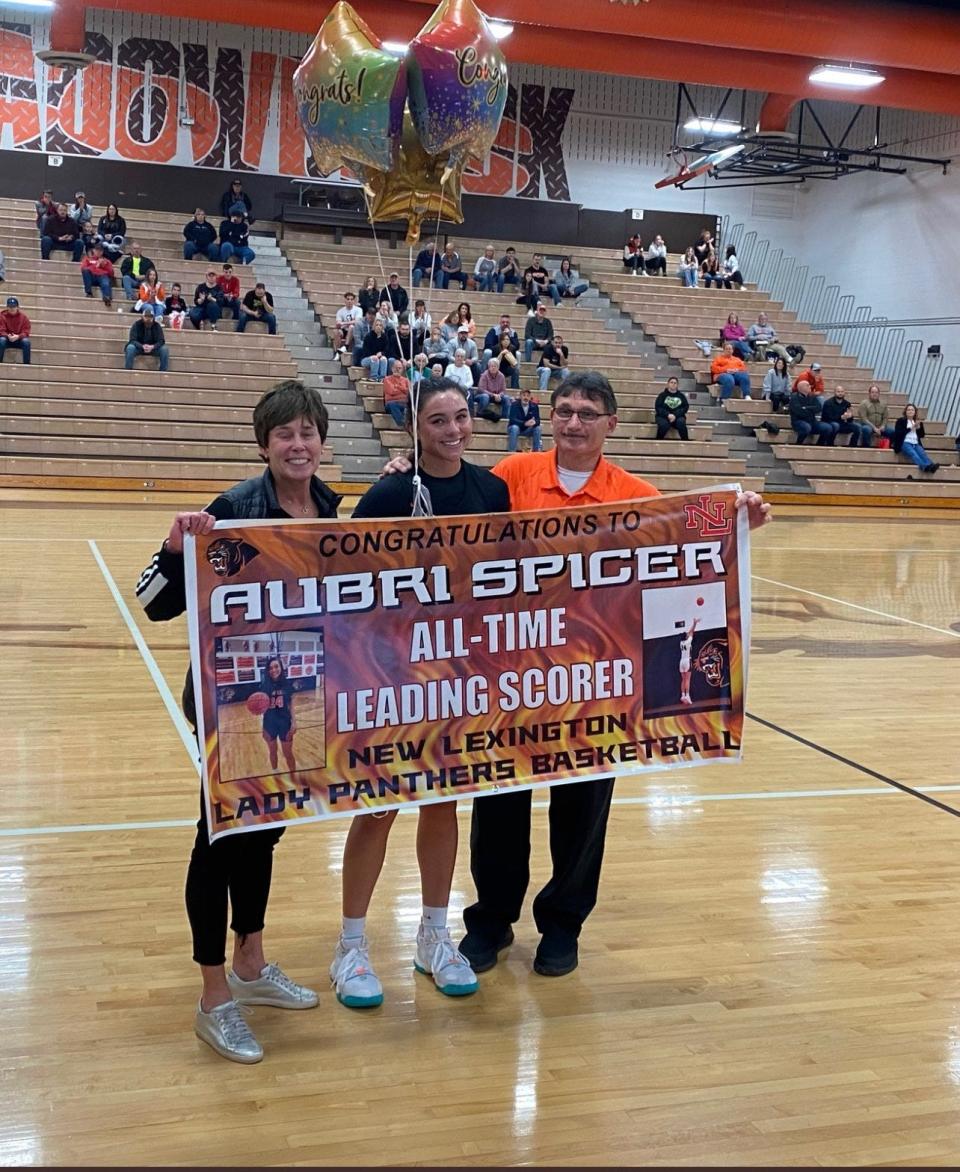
[458,924,514,973]
[104,297,112,308]
[926,463,940,474]
[533,934,579,977]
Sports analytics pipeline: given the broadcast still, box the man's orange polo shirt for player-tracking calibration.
[492,450,659,509]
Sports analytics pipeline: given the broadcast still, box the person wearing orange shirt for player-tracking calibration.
[710,341,751,399]
[793,362,825,400]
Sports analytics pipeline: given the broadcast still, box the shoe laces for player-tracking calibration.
[260,962,304,998]
[214,1000,255,1047]
[422,930,472,977]
[333,940,373,982]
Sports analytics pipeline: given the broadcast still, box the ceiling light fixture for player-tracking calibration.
[683,117,743,136]
[808,64,884,89]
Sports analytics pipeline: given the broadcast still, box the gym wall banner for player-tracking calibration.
[185,486,750,842]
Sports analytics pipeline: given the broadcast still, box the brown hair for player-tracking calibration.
[254,380,329,451]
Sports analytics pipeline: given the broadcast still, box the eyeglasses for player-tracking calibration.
[552,407,610,424]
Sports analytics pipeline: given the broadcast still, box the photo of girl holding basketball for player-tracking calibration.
[259,656,296,773]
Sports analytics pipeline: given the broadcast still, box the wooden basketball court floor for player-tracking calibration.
[2,491,959,1167]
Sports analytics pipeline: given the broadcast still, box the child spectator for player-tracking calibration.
[0,296,31,364]
[80,244,115,307]
[164,283,188,330]
[622,234,644,275]
[711,342,751,399]
[79,221,103,255]
[383,359,411,425]
[507,389,542,451]
[217,263,241,319]
[654,376,690,440]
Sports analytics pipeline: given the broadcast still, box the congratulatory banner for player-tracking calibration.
[185,487,750,841]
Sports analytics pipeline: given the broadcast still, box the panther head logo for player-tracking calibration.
[694,638,729,688]
[206,537,259,578]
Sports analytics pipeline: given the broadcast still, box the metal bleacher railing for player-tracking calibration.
[721,214,960,439]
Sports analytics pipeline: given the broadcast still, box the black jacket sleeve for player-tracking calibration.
[135,496,234,621]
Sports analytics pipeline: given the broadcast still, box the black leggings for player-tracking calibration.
[185,792,285,966]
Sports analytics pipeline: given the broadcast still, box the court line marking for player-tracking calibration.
[87,539,201,774]
[751,574,960,638]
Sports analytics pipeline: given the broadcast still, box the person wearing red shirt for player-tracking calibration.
[216,263,241,320]
[0,296,31,364]
[793,363,825,398]
[80,244,115,307]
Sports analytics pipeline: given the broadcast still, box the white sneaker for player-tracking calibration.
[743,395,752,400]
[330,936,383,1008]
[527,309,534,317]
[414,926,479,997]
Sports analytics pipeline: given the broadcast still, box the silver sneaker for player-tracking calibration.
[227,962,319,1009]
[194,999,263,1064]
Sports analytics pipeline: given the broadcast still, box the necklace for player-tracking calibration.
[280,496,313,516]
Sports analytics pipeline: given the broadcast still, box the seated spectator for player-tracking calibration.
[646,235,668,276]
[715,245,744,290]
[483,313,518,361]
[793,362,825,400]
[183,209,219,262]
[35,189,55,231]
[446,324,481,383]
[0,248,5,283]
[411,352,431,386]
[746,312,792,364]
[423,324,447,367]
[68,192,93,226]
[220,177,253,223]
[217,263,241,319]
[524,303,553,363]
[358,276,380,314]
[236,283,276,335]
[190,270,224,331]
[352,306,378,366]
[40,203,82,262]
[0,296,31,364]
[440,308,461,346]
[474,358,512,420]
[507,389,542,452]
[97,204,126,260]
[762,356,791,413]
[474,245,498,293]
[80,244,115,307]
[412,240,441,288]
[622,234,644,275]
[711,342,751,399]
[124,305,169,372]
[678,247,698,288]
[455,301,476,339]
[720,313,752,360]
[383,359,411,425]
[429,361,445,380]
[859,384,896,447]
[520,254,560,310]
[654,376,690,440]
[360,319,389,382]
[444,349,474,389]
[495,329,521,390]
[163,283,188,330]
[383,272,409,318]
[538,334,570,392]
[375,298,399,333]
[554,257,588,300]
[409,299,431,351]
[335,291,363,353]
[496,246,522,293]
[438,242,467,290]
[387,321,415,364]
[120,243,156,301]
[894,403,939,474]
[134,269,165,316]
[79,221,103,255]
[693,229,716,277]
[218,211,255,265]
[820,385,872,447]
[789,380,832,445]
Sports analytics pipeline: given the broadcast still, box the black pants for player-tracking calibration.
[463,777,615,943]
[656,419,689,440]
[185,792,285,966]
[645,256,667,275]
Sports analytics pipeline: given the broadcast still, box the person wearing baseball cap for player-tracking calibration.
[793,360,825,400]
[0,296,31,365]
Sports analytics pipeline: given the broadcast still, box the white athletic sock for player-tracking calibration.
[341,915,366,946]
[421,906,448,932]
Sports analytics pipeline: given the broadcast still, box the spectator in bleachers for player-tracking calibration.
[78,221,103,255]
[762,355,791,413]
[455,302,476,339]
[352,306,378,365]
[424,324,447,367]
[40,203,83,262]
[383,272,409,318]
[190,270,224,331]
[120,243,156,301]
[646,235,668,276]
[183,209,219,262]
[483,313,518,361]
[789,380,832,445]
[554,257,588,300]
[219,210,255,265]
[360,318,389,382]
[894,404,939,474]
[383,359,410,425]
[678,247,698,287]
[164,283,188,330]
[793,362,825,399]
[409,299,432,352]
[520,254,560,310]
[68,192,93,226]
[820,385,872,447]
[507,389,543,452]
[711,342,751,399]
[411,352,430,386]
[220,177,253,223]
[35,189,55,230]
[693,229,716,278]
[375,298,399,333]
[124,304,169,372]
[474,357,512,421]
[0,296,31,365]
[80,244,115,307]
[358,276,380,314]
[446,325,481,383]
[444,348,474,390]
[474,245,498,293]
[496,246,522,293]
[524,303,553,363]
[440,308,461,345]
[134,269,166,316]
[335,291,362,353]
[412,240,442,288]
[654,376,690,440]
[622,234,644,275]
[720,312,752,360]
[429,362,445,380]
[236,283,277,335]
[717,245,744,290]
[746,312,792,364]
[538,334,570,392]
[439,242,468,290]
[859,384,896,447]
[217,263,241,320]
[387,321,415,364]
[97,204,126,260]
[495,330,521,390]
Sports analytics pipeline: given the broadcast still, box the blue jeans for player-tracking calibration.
[41,236,83,261]
[362,355,388,381]
[0,337,30,364]
[412,267,441,288]
[832,420,872,447]
[476,272,497,293]
[190,302,222,328]
[439,270,467,290]
[184,241,219,261]
[556,280,588,298]
[236,311,277,335]
[524,339,548,363]
[729,340,753,361]
[82,271,113,301]
[219,243,255,264]
[508,423,542,451]
[680,268,697,287]
[793,419,833,444]
[125,342,169,371]
[716,371,750,398]
[496,272,519,294]
[530,281,561,307]
[386,400,407,425]
[901,441,934,469]
[472,392,512,418]
[539,365,570,391]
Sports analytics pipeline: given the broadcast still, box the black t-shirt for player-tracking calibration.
[525,265,549,285]
[539,343,569,369]
[353,461,510,520]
